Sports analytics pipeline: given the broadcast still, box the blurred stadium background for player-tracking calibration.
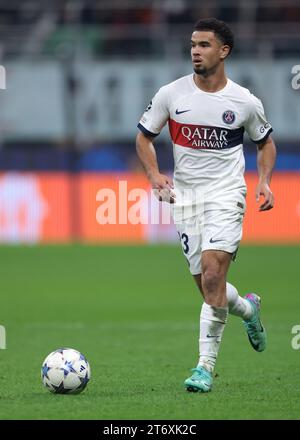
[0,0,299,244]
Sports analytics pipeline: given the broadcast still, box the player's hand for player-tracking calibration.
[255,181,274,211]
[149,172,176,204]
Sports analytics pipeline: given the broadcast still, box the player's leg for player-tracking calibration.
[194,276,266,352]
[184,250,231,392]
[226,282,253,318]
[226,284,267,351]
[175,215,216,392]
[193,245,266,357]
[194,276,252,320]
[185,205,246,393]
[200,249,231,306]
[204,208,266,352]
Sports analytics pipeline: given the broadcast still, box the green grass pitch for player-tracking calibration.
[0,244,299,420]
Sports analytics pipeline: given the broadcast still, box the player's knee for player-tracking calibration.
[202,268,224,293]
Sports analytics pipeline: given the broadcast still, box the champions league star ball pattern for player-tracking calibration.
[41,348,91,394]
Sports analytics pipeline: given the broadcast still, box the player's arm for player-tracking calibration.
[136,131,176,203]
[255,135,276,211]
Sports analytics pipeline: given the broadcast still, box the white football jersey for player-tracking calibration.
[138,74,273,206]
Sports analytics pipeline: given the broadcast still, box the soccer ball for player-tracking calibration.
[41,348,91,394]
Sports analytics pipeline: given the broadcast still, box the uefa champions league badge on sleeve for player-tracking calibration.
[222,110,235,125]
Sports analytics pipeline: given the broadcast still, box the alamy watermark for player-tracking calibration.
[291,65,300,90]
[0,68,6,348]
[0,65,6,89]
[95,180,205,233]
[0,326,6,349]
[291,325,300,350]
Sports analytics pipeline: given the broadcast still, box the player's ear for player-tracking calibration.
[220,45,230,60]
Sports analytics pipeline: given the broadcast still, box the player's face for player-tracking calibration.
[191,31,229,76]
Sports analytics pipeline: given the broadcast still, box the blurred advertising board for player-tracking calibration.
[0,172,299,244]
[0,173,72,243]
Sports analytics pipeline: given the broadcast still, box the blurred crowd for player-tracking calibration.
[0,0,299,58]
[1,0,300,26]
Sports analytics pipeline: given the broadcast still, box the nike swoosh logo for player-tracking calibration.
[209,238,224,243]
[175,109,191,115]
[247,336,260,351]
[206,334,218,338]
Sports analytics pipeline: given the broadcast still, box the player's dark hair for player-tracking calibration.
[193,18,234,56]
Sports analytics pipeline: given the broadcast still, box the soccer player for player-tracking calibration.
[136,18,276,393]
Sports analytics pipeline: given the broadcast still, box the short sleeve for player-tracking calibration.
[244,94,273,144]
[138,86,170,137]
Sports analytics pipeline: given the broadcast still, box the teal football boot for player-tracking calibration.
[184,366,213,393]
[243,293,266,352]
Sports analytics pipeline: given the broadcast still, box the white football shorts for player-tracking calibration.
[174,207,245,275]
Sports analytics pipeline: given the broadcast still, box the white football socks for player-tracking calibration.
[197,302,228,373]
[226,282,253,320]
[196,283,253,373]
